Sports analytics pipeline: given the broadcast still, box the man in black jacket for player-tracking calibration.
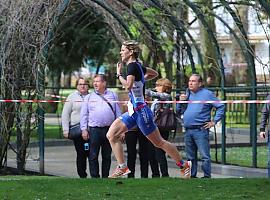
[259,94,270,178]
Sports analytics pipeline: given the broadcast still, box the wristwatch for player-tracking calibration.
[116,74,122,79]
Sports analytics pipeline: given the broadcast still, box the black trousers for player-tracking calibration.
[73,136,89,178]
[125,130,149,178]
[148,130,170,177]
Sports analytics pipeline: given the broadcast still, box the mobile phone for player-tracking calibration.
[84,143,89,151]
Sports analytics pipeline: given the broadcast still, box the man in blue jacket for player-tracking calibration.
[177,74,225,178]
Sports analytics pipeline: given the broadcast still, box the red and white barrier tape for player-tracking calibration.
[45,94,66,99]
[0,99,64,103]
[1,99,270,104]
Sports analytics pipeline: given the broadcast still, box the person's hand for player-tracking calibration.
[82,129,89,141]
[63,131,69,139]
[145,95,152,102]
[259,131,266,139]
[180,94,187,101]
[203,121,215,129]
[117,62,123,75]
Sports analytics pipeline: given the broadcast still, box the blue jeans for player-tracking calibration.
[185,128,211,178]
[88,127,111,178]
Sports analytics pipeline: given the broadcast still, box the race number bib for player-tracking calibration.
[127,101,134,116]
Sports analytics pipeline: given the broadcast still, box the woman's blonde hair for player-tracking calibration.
[122,40,141,59]
[156,78,172,93]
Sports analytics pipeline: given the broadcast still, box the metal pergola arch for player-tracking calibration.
[2,0,269,174]
[36,0,269,173]
[220,0,258,166]
[86,0,134,39]
[87,0,206,80]
[100,0,261,168]
[149,0,195,74]
[83,0,169,71]
[258,0,270,16]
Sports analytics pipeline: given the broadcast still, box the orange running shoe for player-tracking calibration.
[180,160,192,179]
[109,166,131,178]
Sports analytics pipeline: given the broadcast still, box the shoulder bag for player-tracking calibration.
[154,104,178,131]
[68,123,81,139]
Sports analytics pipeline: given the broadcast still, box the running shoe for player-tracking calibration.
[180,160,192,179]
[109,166,131,178]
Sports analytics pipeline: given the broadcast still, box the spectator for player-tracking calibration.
[80,74,121,178]
[61,77,90,178]
[145,78,173,177]
[259,94,270,178]
[176,74,225,178]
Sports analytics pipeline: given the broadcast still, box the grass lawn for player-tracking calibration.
[10,125,63,143]
[29,125,63,141]
[42,125,63,139]
[0,176,269,200]
[210,146,268,168]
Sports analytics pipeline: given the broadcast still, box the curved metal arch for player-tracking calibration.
[220,0,257,167]
[258,0,270,17]
[117,0,203,72]
[155,1,206,71]
[213,15,253,65]
[116,0,159,42]
[220,0,256,83]
[182,1,227,164]
[150,0,196,73]
[118,0,205,75]
[183,0,226,89]
[89,0,134,39]
[116,0,161,69]
[38,0,72,174]
[43,0,72,58]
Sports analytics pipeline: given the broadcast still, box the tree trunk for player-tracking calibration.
[63,72,71,88]
[16,100,34,174]
[176,4,189,89]
[0,103,15,167]
[231,5,249,85]
[0,74,16,167]
[198,0,219,86]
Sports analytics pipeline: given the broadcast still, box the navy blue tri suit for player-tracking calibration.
[119,61,157,136]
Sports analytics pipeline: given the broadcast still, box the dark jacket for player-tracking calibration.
[145,89,172,116]
[260,95,270,132]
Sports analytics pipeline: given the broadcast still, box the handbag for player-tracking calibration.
[154,106,178,131]
[68,123,81,139]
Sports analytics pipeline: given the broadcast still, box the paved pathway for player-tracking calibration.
[6,114,267,178]
[7,145,232,178]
